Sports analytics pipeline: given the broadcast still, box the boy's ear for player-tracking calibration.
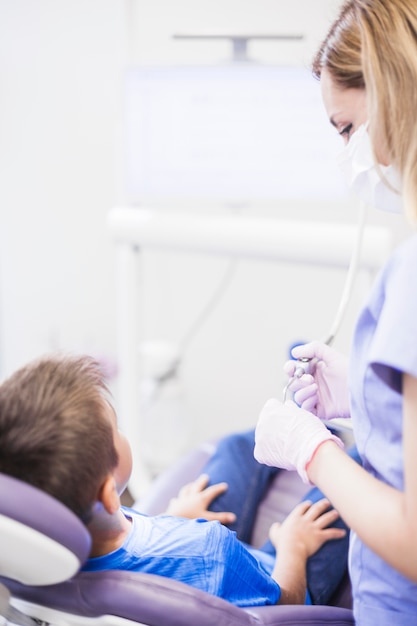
[98,475,121,515]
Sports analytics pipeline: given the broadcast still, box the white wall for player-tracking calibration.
[0,1,411,481]
[0,0,127,376]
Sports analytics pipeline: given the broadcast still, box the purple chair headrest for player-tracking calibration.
[0,473,91,585]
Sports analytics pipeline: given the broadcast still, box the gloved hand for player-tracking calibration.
[283,341,350,420]
[254,398,344,483]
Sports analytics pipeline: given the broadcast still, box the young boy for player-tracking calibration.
[0,354,346,607]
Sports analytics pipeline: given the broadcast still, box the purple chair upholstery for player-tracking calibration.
[0,450,354,626]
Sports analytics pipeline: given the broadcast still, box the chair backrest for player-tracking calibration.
[0,473,91,585]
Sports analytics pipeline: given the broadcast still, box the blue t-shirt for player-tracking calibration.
[82,507,281,607]
[349,233,417,626]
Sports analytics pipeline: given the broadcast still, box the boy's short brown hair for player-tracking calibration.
[0,354,118,521]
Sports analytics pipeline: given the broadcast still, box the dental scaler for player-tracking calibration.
[282,357,313,402]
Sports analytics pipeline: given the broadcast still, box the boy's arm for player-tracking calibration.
[271,536,307,604]
[270,498,346,605]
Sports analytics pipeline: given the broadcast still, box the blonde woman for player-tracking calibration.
[254,2,417,625]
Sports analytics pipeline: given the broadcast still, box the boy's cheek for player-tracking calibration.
[114,432,133,495]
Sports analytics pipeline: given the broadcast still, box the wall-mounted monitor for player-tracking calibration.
[124,64,346,205]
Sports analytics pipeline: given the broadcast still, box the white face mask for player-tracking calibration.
[337,122,403,213]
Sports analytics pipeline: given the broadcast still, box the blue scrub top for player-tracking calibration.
[349,233,417,626]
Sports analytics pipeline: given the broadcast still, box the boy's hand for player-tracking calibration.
[164,474,236,525]
[269,498,346,559]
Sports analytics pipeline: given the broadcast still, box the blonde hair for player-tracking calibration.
[355,0,417,224]
[312,1,363,90]
[314,0,417,224]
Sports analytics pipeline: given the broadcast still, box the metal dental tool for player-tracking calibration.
[282,357,313,402]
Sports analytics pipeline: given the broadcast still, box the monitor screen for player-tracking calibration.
[124,64,346,205]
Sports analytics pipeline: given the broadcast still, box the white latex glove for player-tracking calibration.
[254,398,344,483]
[283,341,350,420]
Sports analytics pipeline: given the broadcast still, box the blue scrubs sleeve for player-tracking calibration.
[369,236,417,389]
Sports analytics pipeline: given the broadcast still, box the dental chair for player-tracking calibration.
[0,444,354,626]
